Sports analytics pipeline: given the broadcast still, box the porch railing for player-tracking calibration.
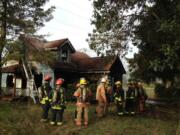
[1,87,38,97]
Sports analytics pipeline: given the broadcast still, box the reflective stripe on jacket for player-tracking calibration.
[40,97,52,104]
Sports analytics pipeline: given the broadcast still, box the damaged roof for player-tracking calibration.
[1,64,22,73]
[71,52,125,73]
[2,35,125,74]
[20,35,75,52]
[44,39,67,48]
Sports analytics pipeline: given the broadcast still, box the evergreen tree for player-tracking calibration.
[129,0,180,85]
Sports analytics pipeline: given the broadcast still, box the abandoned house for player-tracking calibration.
[1,35,126,101]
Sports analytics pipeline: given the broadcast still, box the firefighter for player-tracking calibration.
[74,78,92,127]
[105,79,113,114]
[50,78,66,126]
[96,77,107,117]
[39,74,52,122]
[137,82,148,113]
[125,82,136,115]
[134,81,140,113]
[114,81,125,116]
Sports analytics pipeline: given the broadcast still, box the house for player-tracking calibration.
[1,35,126,99]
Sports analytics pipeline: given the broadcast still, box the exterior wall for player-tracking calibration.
[32,62,54,88]
[1,73,29,96]
[1,62,55,97]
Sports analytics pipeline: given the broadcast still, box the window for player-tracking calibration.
[6,75,14,87]
[61,50,68,62]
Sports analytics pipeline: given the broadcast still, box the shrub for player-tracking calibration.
[155,83,180,99]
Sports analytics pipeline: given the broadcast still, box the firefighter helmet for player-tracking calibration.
[56,78,64,85]
[115,81,121,85]
[101,78,106,83]
[44,74,52,81]
[80,78,87,85]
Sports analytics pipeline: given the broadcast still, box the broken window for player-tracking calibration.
[6,75,14,87]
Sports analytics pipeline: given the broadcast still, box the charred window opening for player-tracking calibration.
[6,75,14,87]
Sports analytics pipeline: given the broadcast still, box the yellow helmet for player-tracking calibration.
[115,81,121,85]
[80,78,87,85]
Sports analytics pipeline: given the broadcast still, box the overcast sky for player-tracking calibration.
[38,0,138,58]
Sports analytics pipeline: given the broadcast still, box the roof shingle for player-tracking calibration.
[44,39,67,48]
[20,35,71,50]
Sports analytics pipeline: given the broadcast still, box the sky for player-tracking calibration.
[38,0,138,58]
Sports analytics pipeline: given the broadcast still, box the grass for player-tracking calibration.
[0,101,179,135]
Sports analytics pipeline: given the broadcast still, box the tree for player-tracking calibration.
[0,0,55,95]
[87,0,147,56]
[129,0,180,86]
[87,0,125,56]
[89,0,180,86]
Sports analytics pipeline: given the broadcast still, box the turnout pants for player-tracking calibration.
[76,105,89,126]
[96,101,106,117]
[51,109,64,124]
[74,109,84,120]
[41,103,50,120]
[125,98,135,114]
[116,102,123,115]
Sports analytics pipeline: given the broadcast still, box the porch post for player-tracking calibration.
[13,74,16,97]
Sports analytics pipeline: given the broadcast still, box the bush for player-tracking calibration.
[155,83,180,99]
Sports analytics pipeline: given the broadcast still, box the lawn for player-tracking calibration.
[0,101,179,135]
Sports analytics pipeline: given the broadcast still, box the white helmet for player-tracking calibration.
[101,78,106,83]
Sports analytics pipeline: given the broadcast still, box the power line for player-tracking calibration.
[52,17,90,32]
[55,6,91,21]
[44,25,89,37]
[63,0,91,11]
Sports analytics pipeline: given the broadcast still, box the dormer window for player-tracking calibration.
[61,50,68,62]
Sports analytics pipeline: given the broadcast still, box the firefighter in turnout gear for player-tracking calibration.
[137,82,148,113]
[50,78,66,126]
[74,78,92,127]
[39,74,52,122]
[114,81,125,116]
[96,77,107,117]
[125,82,136,115]
[105,79,113,114]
